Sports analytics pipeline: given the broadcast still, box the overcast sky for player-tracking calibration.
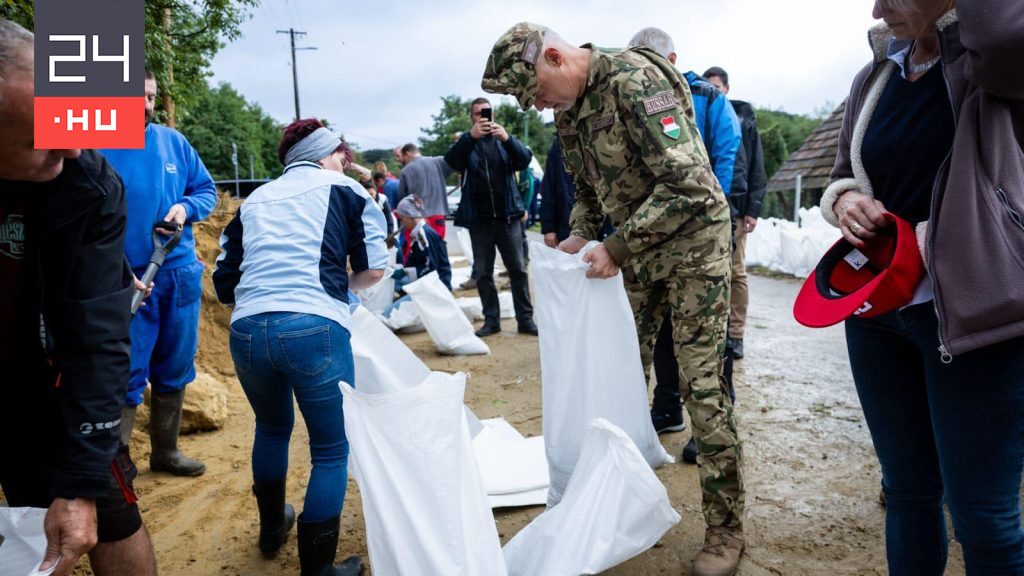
[209,0,879,151]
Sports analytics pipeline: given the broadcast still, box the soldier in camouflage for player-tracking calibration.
[482,22,745,576]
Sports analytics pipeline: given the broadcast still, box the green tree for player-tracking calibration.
[1,0,257,120]
[177,82,282,181]
[754,107,823,219]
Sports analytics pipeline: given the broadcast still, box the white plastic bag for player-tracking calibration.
[456,292,514,322]
[0,507,50,576]
[341,373,507,576]
[355,273,396,314]
[452,226,475,266]
[502,419,681,576]
[350,306,430,391]
[472,418,549,507]
[378,297,425,333]
[403,271,490,355]
[529,242,672,507]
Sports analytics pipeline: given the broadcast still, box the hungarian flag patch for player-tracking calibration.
[660,115,681,140]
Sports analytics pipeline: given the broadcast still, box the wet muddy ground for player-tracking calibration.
[56,219,970,575]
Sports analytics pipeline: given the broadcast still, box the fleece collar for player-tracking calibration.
[868,9,959,63]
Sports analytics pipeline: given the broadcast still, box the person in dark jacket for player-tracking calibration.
[822,1,1024,571]
[446,97,538,337]
[704,66,769,361]
[540,139,575,247]
[395,196,453,291]
[0,19,156,576]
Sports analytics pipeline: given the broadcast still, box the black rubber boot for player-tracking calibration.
[120,405,137,445]
[682,436,698,464]
[297,515,364,576]
[253,480,296,557]
[149,389,206,476]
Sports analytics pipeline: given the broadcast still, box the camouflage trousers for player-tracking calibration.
[624,254,745,528]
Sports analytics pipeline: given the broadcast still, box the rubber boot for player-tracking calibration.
[149,389,206,476]
[253,480,296,557]
[120,405,137,445]
[297,515,364,576]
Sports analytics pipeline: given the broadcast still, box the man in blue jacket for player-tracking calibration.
[627,28,742,460]
[101,70,217,477]
[446,97,538,337]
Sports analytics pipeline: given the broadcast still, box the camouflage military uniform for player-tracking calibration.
[482,25,744,529]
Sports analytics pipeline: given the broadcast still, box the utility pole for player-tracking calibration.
[162,7,176,128]
[276,28,317,120]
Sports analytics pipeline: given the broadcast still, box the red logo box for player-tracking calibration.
[35,96,145,149]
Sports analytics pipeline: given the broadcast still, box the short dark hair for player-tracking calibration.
[470,97,491,110]
[400,142,419,155]
[277,118,352,165]
[371,170,386,181]
[144,67,155,80]
[702,66,728,87]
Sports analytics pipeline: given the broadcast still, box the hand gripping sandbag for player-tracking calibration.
[502,419,681,576]
[403,271,490,355]
[340,373,507,576]
[529,242,672,507]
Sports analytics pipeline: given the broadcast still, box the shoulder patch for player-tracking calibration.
[642,91,680,116]
[558,126,578,137]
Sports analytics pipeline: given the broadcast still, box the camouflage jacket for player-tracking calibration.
[557,45,730,275]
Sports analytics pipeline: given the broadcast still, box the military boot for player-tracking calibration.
[149,389,206,476]
[693,525,744,576]
[120,405,137,445]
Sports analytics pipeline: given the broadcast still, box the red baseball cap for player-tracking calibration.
[793,213,925,328]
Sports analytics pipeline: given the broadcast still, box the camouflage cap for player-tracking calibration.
[481,22,546,110]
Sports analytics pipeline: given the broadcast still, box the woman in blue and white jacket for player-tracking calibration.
[213,119,387,576]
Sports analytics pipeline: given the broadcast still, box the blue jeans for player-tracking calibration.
[846,302,1024,575]
[127,260,204,406]
[229,312,352,522]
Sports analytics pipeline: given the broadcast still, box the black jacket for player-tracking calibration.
[13,150,133,499]
[540,139,574,241]
[728,100,768,220]
[446,132,532,228]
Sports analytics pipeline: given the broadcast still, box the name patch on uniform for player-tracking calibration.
[558,126,578,137]
[521,32,542,65]
[642,91,680,116]
[591,115,614,132]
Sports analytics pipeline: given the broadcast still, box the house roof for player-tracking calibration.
[766,100,846,193]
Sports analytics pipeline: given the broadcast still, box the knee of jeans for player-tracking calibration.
[882,483,944,511]
[949,498,1024,553]
[310,437,349,465]
[255,419,294,440]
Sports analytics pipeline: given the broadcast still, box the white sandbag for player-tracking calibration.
[403,271,490,355]
[350,306,430,392]
[0,507,49,576]
[450,266,473,290]
[457,292,515,321]
[452,226,475,265]
[356,273,396,314]
[529,242,672,508]
[473,418,549,497]
[341,373,507,576]
[489,487,548,509]
[502,419,681,576]
[378,297,425,333]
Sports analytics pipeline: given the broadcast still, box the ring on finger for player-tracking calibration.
[850,221,863,235]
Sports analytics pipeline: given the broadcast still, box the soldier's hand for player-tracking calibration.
[557,235,587,254]
[582,243,619,279]
[743,216,757,234]
[544,232,559,248]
